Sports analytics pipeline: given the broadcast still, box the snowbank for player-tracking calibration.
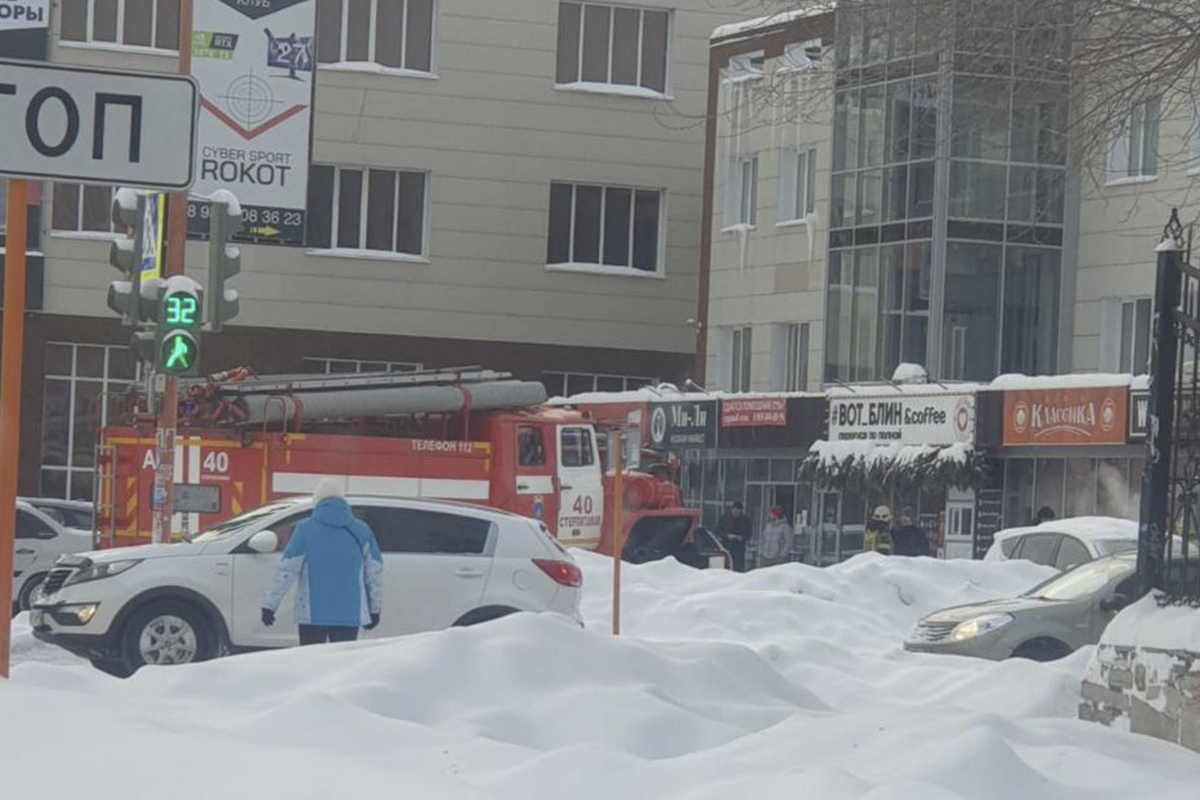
[5,556,1200,800]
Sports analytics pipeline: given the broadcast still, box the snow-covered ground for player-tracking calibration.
[5,553,1200,799]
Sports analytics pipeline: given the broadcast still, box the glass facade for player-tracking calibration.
[826,0,1070,383]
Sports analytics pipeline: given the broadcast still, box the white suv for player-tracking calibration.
[12,499,94,614]
[31,496,583,675]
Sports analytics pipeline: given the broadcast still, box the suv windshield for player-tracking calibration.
[190,501,303,543]
[1025,557,1134,601]
[1093,538,1137,556]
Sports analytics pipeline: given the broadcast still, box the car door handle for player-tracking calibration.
[16,548,35,555]
[455,568,485,579]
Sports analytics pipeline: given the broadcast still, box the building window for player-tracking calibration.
[546,182,662,273]
[730,327,752,392]
[1108,96,1159,181]
[555,2,670,94]
[1120,298,1152,374]
[724,155,758,228]
[780,148,817,223]
[305,165,427,256]
[51,184,119,234]
[60,0,180,50]
[784,323,810,392]
[543,372,655,397]
[316,0,435,72]
[302,357,423,374]
[42,343,137,502]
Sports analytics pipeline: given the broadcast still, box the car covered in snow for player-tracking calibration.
[11,499,94,614]
[29,495,583,676]
[983,516,1137,571]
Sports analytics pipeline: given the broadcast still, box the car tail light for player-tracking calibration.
[533,559,582,587]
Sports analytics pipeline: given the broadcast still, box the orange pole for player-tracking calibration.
[611,431,623,636]
[152,0,194,544]
[0,178,29,678]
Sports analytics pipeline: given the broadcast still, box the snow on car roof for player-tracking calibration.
[994,516,1138,544]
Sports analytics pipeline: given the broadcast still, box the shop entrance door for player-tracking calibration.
[945,494,975,560]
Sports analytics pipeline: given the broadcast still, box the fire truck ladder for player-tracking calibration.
[186,365,548,429]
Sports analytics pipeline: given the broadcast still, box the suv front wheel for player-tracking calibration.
[121,600,217,672]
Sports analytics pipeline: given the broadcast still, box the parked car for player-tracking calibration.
[906,553,1199,662]
[622,522,731,569]
[11,499,93,614]
[983,516,1138,571]
[31,495,584,676]
[23,497,95,533]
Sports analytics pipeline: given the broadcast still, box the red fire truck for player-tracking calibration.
[94,367,699,559]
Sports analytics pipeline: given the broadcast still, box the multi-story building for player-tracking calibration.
[0,0,749,500]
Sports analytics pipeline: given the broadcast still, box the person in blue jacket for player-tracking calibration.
[261,479,384,645]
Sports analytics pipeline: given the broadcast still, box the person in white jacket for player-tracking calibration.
[758,505,794,568]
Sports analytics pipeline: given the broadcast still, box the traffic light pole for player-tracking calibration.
[0,178,28,678]
[152,0,193,544]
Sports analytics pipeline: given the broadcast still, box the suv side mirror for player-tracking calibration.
[1100,593,1131,613]
[247,530,279,554]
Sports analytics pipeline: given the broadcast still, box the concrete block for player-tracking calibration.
[1081,680,1131,712]
[1179,672,1200,701]
[1181,705,1200,754]
[1131,696,1181,745]
[1110,667,1134,691]
[1135,663,1147,693]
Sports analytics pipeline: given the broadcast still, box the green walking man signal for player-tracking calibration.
[155,276,204,376]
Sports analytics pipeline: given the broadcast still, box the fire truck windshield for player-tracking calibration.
[190,500,303,544]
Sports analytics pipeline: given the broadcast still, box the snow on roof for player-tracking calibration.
[987,373,1138,391]
[994,516,1138,544]
[711,3,836,41]
[827,382,983,397]
[549,386,822,406]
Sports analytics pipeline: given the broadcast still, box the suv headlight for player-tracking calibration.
[950,613,1014,642]
[64,559,142,587]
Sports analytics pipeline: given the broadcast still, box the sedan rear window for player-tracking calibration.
[1016,533,1060,567]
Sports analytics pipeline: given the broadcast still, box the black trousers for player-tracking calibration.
[298,625,359,645]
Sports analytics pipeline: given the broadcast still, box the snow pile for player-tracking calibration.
[5,555,1200,799]
[1097,594,1200,652]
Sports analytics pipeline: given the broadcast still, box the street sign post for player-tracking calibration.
[0,58,198,189]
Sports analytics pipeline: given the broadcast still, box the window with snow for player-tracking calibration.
[60,0,180,51]
[724,156,759,228]
[51,184,120,234]
[316,0,435,73]
[1107,96,1159,182]
[305,165,427,256]
[546,182,663,273]
[779,147,817,223]
[730,327,752,392]
[555,2,670,94]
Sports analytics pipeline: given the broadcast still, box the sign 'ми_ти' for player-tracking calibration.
[0,59,197,189]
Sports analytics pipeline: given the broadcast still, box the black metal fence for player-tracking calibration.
[1138,210,1200,603]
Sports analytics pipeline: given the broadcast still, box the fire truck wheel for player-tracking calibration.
[453,606,520,627]
[121,600,217,671]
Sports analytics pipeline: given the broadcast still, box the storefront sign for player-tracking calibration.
[188,0,314,246]
[1129,390,1149,441]
[828,394,975,445]
[0,0,47,60]
[1003,386,1127,445]
[648,400,717,450]
[721,397,787,427]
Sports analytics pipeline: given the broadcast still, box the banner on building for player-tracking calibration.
[721,397,787,428]
[648,400,718,450]
[828,393,975,446]
[0,0,47,60]
[188,0,314,246]
[1002,386,1127,445]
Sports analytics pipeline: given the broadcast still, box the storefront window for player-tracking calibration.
[1097,458,1135,518]
[724,458,746,505]
[943,242,1002,380]
[1035,458,1066,521]
[1001,246,1060,376]
[1004,459,1035,528]
[1065,459,1097,518]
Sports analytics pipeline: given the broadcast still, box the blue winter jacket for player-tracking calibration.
[261,498,384,627]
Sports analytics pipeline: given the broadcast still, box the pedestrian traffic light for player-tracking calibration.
[206,194,242,332]
[153,276,203,376]
[106,189,164,326]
